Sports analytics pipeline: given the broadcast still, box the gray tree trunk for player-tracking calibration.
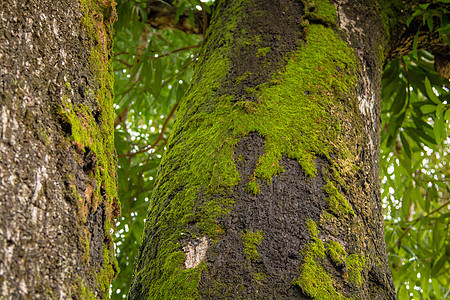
[129,0,413,299]
[0,0,119,298]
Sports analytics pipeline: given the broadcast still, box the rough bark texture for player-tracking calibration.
[0,0,118,298]
[129,0,402,299]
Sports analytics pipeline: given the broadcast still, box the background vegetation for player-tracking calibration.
[110,1,449,299]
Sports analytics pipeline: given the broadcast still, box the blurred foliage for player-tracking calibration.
[381,51,449,300]
[110,1,449,299]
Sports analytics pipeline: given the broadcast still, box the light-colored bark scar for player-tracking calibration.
[336,1,377,153]
[183,236,208,269]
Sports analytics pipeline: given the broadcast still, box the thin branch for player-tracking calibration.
[397,199,450,248]
[116,59,132,68]
[118,102,179,158]
[113,51,130,57]
[114,104,130,129]
[116,79,140,106]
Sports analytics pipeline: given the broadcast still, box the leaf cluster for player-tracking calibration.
[381,50,449,299]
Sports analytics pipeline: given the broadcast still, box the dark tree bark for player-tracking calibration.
[130,0,449,299]
[0,0,119,298]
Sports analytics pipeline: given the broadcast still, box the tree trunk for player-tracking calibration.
[129,0,400,299]
[0,0,119,298]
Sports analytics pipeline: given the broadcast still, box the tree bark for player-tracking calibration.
[0,0,119,298]
[128,0,409,299]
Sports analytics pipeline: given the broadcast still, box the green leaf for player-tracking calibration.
[401,195,411,219]
[188,10,195,28]
[137,4,147,23]
[412,186,425,212]
[398,285,409,300]
[390,87,407,114]
[175,2,186,23]
[445,107,450,121]
[424,77,441,104]
[401,245,415,258]
[400,132,411,158]
[412,31,419,60]
[421,104,437,114]
[426,15,434,31]
[434,103,445,144]
[431,251,447,277]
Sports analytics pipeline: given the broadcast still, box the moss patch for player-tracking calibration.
[58,0,119,296]
[242,230,264,261]
[302,0,337,27]
[346,253,366,288]
[292,220,348,299]
[323,180,355,217]
[256,47,271,57]
[326,240,346,266]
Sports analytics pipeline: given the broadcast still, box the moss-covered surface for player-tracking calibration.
[130,0,394,298]
[323,180,355,217]
[346,253,366,288]
[242,230,263,261]
[256,47,271,57]
[302,0,337,27]
[294,220,369,299]
[326,240,347,266]
[57,0,119,297]
[293,220,347,299]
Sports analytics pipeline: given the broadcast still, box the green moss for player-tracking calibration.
[235,100,259,114]
[96,245,118,294]
[235,23,358,181]
[256,47,271,57]
[293,220,348,299]
[138,0,361,296]
[326,240,346,266]
[346,254,366,287]
[246,180,261,195]
[138,247,205,300]
[38,127,49,145]
[323,180,355,217]
[254,272,266,282]
[234,71,253,85]
[303,0,337,27]
[57,0,120,296]
[306,219,319,238]
[242,34,262,47]
[197,197,234,239]
[80,281,96,300]
[242,230,264,261]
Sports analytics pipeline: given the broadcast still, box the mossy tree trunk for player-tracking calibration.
[132,0,450,299]
[0,0,119,298]
[128,0,399,299]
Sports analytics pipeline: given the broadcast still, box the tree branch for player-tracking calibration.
[396,199,450,248]
[385,1,450,78]
[118,102,179,158]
